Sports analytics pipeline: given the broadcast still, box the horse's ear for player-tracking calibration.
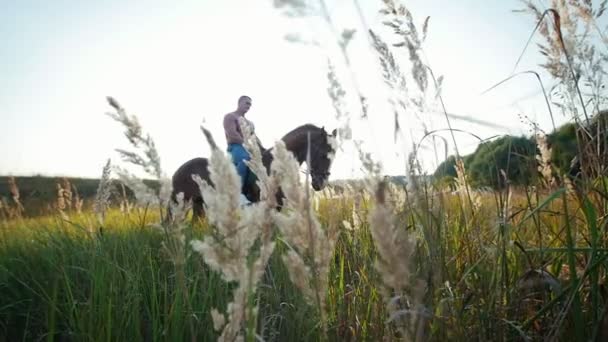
[331,128,337,136]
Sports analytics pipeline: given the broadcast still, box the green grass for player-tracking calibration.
[1,184,607,341]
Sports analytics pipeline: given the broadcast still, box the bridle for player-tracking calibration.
[300,135,332,180]
[302,168,331,178]
[300,167,331,184]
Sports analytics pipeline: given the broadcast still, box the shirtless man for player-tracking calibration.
[223,95,254,205]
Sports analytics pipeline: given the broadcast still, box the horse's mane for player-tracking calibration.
[258,123,327,165]
[281,123,326,146]
[259,124,325,152]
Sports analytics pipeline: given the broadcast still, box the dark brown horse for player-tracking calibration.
[169,124,337,221]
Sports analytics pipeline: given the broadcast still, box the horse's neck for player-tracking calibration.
[260,137,307,172]
[282,129,311,163]
[259,126,320,171]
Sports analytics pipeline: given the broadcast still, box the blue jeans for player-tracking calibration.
[227,143,250,190]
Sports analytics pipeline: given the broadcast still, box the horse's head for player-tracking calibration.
[308,127,338,191]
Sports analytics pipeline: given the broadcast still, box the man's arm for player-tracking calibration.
[223,114,244,144]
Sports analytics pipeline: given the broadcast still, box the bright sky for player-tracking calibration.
[0,0,571,181]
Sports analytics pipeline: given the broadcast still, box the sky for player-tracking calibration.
[0,0,579,181]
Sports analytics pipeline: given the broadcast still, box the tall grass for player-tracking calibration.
[2,183,607,340]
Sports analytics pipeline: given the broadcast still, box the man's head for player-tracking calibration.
[236,95,252,115]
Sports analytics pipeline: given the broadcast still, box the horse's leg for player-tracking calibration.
[243,169,259,202]
[275,188,285,211]
[192,196,205,224]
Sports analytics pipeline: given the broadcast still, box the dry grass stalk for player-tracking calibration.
[499,170,514,226]
[367,179,426,340]
[326,59,352,144]
[54,178,83,214]
[238,118,279,207]
[105,96,163,180]
[93,159,113,227]
[72,185,83,214]
[454,158,480,211]
[518,0,608,130]
[379,0,429,98]
[119,183,132,214]
[270,140,339,330]
[160,192,190,265]
[191,128,276,341]
[113,166,160,207]
[105,96,173,221]
[273,0,369,121]
[55,181,69,220]
[104,96,198,339]
[369,28,408,113]
[61,178,73,210]
[7,177,24,218]
[535,132,556,187]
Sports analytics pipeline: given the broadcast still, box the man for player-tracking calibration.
[223,95,254,205]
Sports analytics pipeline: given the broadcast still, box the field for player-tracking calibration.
[1,171,608,341]
[3,1,608,341]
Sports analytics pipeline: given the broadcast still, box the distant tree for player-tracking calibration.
[433,136,538,189]
[546,122,578,174]
[467,136,537,188]
[433,155,458,180]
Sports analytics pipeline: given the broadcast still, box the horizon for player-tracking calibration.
[0,0,595,181]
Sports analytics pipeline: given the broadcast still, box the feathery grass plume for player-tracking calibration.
[367,178,426,340]
[454,158,478,209]
[498,169,513,225]
[352,199,363,226]
[105,96,163,180]
[112,166,160,208]
[379,0,428,94]
[374,1,454,157]
[118,183,132,214]
[238,118,279,207]
[93,159,113,226]
[239,118,279,243]
[369,29,408,110]
[159,191,191,266]
[200,124,219,151]
[327,59,352,144]
[190,137,275,341]
[563,173,577,197]
[105,96,172,217]
[517,1,608,126]
[368,27,410,139]
[535,132,556,187]
[273,0,315,18]
[72,184,83,214]
[272,0,369,119]
[55,182,69,220]
[7,176,24,219]
[270,139,339,331]
[53,178,74,213]
[354,139,383,177]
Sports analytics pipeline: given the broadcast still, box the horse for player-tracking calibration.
[169,124,337,221]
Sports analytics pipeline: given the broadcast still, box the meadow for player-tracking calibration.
[2,171,607,341]
[2,0,608,341]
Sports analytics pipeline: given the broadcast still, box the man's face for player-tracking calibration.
[238,97,252,114]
